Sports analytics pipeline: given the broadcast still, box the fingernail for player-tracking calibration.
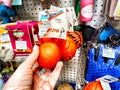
[57,61,63,67]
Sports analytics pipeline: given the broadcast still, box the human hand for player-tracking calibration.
[32,61,63,90]
[2,45,40,90]
[3,45,63,90]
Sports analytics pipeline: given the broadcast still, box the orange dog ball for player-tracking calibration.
[38,42,61,69]
[59,36,77,61]
[84,81,103,90]
[42,37,53,43]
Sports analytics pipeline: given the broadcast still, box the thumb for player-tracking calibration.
[22,45,40,68]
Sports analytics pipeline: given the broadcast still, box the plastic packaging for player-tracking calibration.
[114,0,120,20]
[80,0,94,22]
[109,0,118,17]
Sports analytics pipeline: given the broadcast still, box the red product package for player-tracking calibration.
[17,21,40,45]
[6,23,33,57]
[28,21,40,45]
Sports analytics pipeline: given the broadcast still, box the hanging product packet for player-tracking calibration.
[38,8,68,39]
[70,7,78,27]
[17,21,40,46]
[6,23,33,57]
[50,6,79,31]
[28,21,40,45]
[50,5,74,31]
[0,26,14,62]
[66,7,78,31]
[0,27,10,44]
[114,0,120,20]
[109,0,118,18]
[66,7,74,31]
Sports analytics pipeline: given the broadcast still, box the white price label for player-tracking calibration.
[15,41,27,50]
[0,34,10,42]
[33,35,38,41]
[66,7,73,31]
[102,48,115,58]
[38,21,51,38]
[100,81,111,90]
[96,75,119,83]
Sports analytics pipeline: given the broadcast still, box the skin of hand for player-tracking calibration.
[2,45,63,90]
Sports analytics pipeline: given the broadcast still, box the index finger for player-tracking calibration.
[23,45,39,68]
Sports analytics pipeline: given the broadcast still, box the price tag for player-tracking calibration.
[15,41,27,50]
[100,81,111,90]
[33,34,38,42]
[102,48,115,58]
[96,75,119,83]
[0,34,10,42]
[39,20,51,37]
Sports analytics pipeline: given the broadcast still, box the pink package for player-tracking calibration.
[28,21,40,45]
[17,21,40,45]
[6,23,33,56]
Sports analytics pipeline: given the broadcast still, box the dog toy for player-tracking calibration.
[0,0,17,23]
[86,44,120,90]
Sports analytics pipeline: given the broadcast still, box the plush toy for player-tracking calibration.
[0,0,17,24]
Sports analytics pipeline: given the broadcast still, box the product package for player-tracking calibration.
[38,7,78,39]
[0,27,10,44]
[6,23,33,57]
[38,8,68,39]
[0,27,14,62]
[17,21,40,45]
[114,0,120,20]
[80,0,94,22]
[66,7,78,31]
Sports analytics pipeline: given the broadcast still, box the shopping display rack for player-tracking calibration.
[16,0,86,89]
[16,0,76,18]
[0,0,107,89]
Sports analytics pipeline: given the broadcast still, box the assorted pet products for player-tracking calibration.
[1,0,120,90]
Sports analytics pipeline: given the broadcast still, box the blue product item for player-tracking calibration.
[0,5,17,23]
[0,78,3,90]
[99,23,120,41]
[12,0,22,5]
[85,45,120,90]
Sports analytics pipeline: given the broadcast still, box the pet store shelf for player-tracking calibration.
[0,0,108,89]
[0,0,86,90]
